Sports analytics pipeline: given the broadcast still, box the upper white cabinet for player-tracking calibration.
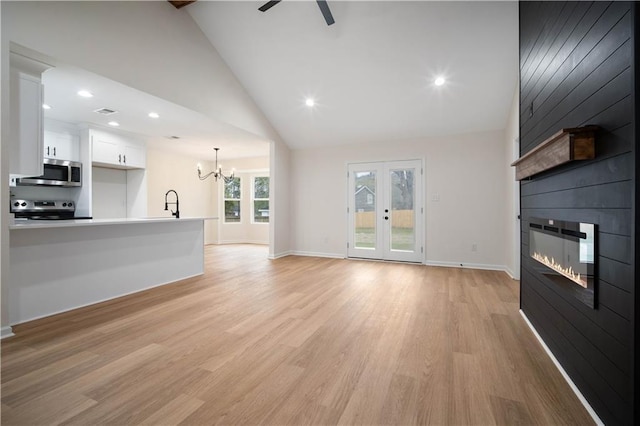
[92,133,118,165]
[123,143,145,169]
[91,129,146,169]
[43,131,80,161]
[9,52,51,177]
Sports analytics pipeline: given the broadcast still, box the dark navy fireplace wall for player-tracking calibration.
[519,2,637,424]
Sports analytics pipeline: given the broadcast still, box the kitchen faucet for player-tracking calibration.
[164,189,180,219]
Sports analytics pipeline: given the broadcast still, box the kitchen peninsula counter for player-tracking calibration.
[7,217,215,330]
[9,216,216,230]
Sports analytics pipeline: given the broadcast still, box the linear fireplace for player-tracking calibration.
[529,218,597,308]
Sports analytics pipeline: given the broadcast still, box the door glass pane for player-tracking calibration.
[354,171,376,249]
[390,168,415,251]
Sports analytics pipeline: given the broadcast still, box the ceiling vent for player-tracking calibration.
[93,107,118,116]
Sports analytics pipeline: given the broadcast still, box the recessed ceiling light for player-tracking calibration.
[42,104,51,110]
[108,121,120,127]
[305,98,315,107]
[77,90,93,98]
[434,77,446,86]
[148,112,160,119]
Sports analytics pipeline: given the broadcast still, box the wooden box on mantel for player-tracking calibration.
[511,126,598,181]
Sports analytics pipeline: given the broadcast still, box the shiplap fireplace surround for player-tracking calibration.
[512,126,600,310]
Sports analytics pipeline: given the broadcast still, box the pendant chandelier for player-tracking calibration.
[197,147,235,183]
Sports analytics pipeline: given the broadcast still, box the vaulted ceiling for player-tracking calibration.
[185,1,519,150]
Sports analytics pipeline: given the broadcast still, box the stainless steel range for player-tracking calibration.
[10,199,92,220]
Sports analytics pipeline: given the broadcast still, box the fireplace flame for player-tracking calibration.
[531,252,587,288]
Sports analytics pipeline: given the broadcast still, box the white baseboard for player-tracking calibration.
[424,260,508,273]
[269,250,292,260]
[504,266,519,280]
[217,240,268,245]
[290,251,345,259]
[519,310,604,426]
[275,255,511,271]
[1,326,15,339]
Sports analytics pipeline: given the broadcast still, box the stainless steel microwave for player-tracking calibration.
[18,158,82,187]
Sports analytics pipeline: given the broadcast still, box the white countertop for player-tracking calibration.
[9,216,218,230]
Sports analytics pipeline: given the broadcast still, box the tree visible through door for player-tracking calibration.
[348,160,423,262]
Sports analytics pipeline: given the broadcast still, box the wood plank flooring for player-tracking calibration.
[1,244,594,425]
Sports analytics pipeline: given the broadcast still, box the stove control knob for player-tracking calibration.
[21,202,27,207]
[62,203,67,207]
[13,202,19,207]
[68,202,73,207]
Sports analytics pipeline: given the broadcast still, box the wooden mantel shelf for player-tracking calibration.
[511,126,598,181]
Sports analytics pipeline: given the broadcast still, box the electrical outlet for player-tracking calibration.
[431,193,440,202]
[471,243,477,252]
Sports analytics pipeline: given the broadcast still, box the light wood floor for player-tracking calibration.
[2,244,593,425]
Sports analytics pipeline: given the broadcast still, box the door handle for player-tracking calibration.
[123,154,126,164]
[118,154,122,163]
[46,146,50,156]
[53,147,56,156]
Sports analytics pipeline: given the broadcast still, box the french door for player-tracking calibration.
[347,160,423,262]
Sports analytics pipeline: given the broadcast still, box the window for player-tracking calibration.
[224,177,241,223]
[252,176,269,223]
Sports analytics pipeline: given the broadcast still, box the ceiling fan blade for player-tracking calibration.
[316,0,335,25]
[258,0,281,12]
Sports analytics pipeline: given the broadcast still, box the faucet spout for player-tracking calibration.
[164,189,180,219]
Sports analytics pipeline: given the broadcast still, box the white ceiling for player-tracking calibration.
[188,0,519,149]
[42,65,271,161]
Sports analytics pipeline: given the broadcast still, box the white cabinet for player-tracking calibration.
[91,129,146,169]
[9,65,44,177]
[92,134,119,165]
[123,143,145,169]
[43,131,80,161]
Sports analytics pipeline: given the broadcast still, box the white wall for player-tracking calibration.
[217,156,269,245]
[271,140,290,258]
[291,130,508,270]
[504,83,520,279]
[145,148,218,245]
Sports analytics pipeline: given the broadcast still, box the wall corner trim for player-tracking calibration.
[504,266,519,280]
[519,310,604,426]
[269,251,292,260]
[1,326,15,339]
